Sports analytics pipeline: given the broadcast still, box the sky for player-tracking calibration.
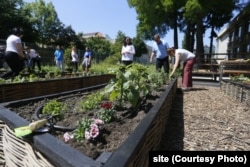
[24,0,213,47]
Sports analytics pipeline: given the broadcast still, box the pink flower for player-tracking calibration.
[89,124,99,139]
[63,132,74,142]
[93,119,104,125]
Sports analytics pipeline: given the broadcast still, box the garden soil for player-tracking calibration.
[6,79,250,160]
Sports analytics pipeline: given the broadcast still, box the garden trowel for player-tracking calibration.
[14,119,47,137]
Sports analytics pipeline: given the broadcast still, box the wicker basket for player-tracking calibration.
[0,120,54,167]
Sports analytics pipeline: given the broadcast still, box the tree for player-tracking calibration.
[128,0,171,39]
[107,31,126,64]
[184,0,238,58]
[128,0,186,48]
[86,37,112,63]
[132,36,148,58]
[0,0,32,39]
[106,31,148,64]
[128,0,242,59]
[23,0,62,47]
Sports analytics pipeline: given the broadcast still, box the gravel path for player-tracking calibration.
[159,81,250,151]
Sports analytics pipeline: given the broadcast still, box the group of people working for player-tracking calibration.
[0,27,93,80]
[0,28,41,80]
[121,34,196,91]
[0,27,195,90]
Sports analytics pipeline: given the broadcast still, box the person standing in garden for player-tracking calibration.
[167,47,196,91]
[54,45,64,72]
[82,47,92,73]
[150,34,170,73]
[0,27,25,80]
[121,36,135,65]
[71,46,79,72]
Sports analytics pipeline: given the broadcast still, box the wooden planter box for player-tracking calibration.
[220,79,250,106]
[0,74,114,103]
[0,78,177,167]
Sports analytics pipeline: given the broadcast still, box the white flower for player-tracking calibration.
[63,132,74,142]
[85,131,91,140]
[93,119,104,125]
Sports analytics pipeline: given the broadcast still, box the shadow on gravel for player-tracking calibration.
[159,88,184,150]
[188,88,208,91]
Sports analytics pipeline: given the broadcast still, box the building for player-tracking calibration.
[82,32,115,43]
[216,4,250,60]
[82,32,106,39]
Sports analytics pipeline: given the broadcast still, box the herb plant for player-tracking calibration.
[42,99,67,119]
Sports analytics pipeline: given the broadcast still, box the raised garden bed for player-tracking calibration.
[0,74,114,103]
[0,77,177,167]
[220,79,250,106]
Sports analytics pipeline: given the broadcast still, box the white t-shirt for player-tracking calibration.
[6,35,21,53]
[175,49,195,62]
[121,45,135,61]
[29,49,38,58]
[71,50,79,62]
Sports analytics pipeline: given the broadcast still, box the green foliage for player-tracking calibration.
[97,101,116,123]
[132,36,148,57]
[230,74,250,81]
[75,92,106,112]
[74,118,91,141]
[103,54,120,64]
[105,63,153,107]
[86,37,111,63]
[109,31,126,63]
[42,99,67,119]
[64,47,73,68]
[0,0,29,39]
[44,67,62,79]
[89,62,117,75]
[23,0,62,47]
[148,71,168,89]
[97,108,115,124]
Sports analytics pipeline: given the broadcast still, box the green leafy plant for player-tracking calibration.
[230,74,249,81]
[75,91,106,112]
[97,101,116,123]
[148,71,168,90]
[105,63,152,107]
[42,99,67,119]
[74,118,91,141]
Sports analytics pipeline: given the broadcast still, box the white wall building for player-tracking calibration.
[216,26,229,62]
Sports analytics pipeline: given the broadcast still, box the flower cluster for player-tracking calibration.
[85,119,104,140]
[100,101,112,110]
[98,101,116,123]
[63,132,74,142]
[64,118,104,142]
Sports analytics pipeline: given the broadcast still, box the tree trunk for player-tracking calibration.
[196,16,204,59]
